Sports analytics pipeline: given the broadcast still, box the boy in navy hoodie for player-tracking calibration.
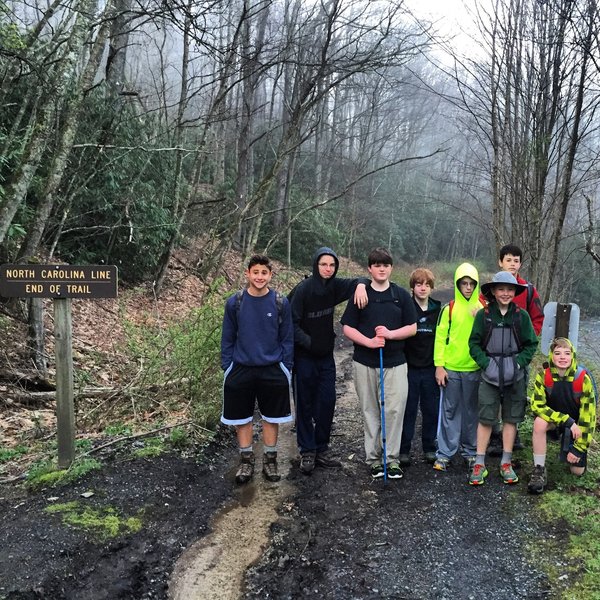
[290,247,368,473]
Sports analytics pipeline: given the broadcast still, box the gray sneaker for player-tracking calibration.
[235,451,255,484]
[262,451,281,482]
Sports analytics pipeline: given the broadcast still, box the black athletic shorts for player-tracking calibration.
[221,363,292,425]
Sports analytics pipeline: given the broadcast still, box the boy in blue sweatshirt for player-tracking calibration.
[221,255,294,484]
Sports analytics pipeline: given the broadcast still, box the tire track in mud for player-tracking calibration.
[168,422,297,600]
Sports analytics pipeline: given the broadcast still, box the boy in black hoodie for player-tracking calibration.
[399,268,441,466]
[290,247,368,473]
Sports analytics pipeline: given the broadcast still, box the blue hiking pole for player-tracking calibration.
[379,347,388,483]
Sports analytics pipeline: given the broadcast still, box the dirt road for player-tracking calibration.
[1,344,568,599]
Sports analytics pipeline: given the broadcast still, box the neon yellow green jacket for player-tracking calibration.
[434,263,484,372]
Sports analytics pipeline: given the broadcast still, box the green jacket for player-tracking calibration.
[469,301,538,387]
[434,262,483,372]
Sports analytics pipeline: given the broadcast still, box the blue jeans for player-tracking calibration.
[294,354,336,454]
[400,365,439,455]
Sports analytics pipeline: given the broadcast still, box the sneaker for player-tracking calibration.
[527,465,547,494]
[387,463,403,479]
[235,451,255,484]
[464,455,477,470]
[399,453,411,467]
[424,451,437,464]
[500,462,519,484]
[370,463,385,479]
[299,451,316,474]
[469,463,489,486]
[315,450,342,468]
[487,433,503,457]
[433,458,449,472]
[262,451,281,482]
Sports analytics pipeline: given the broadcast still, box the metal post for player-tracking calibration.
[555,303,572,339]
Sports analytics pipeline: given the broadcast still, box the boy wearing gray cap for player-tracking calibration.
[467,272,538,485]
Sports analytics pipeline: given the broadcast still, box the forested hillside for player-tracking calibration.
[1,0,599,305]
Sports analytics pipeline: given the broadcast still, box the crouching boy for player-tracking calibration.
[528,337,596,494]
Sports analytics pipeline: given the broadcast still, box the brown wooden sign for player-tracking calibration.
[0,264,118,298]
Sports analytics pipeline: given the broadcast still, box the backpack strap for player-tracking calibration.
[544,367,553,389]
[445,300,455,345]
[573,366,586,393]
[526,282,534,309]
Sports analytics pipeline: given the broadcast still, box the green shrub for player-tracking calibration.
[124,289,225,431]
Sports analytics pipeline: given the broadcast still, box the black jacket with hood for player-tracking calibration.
[290,247,367,358]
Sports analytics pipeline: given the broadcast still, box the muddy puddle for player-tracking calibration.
[168,423,297,600]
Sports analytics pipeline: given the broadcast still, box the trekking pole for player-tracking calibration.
[437,386,444,440]
[379,346,388,483]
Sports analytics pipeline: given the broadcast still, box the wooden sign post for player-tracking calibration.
[0,264,118,469]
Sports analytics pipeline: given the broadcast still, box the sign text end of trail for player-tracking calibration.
[0,264,118,299]
[0,263,118,469]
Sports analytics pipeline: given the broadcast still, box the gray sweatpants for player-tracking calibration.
[353,361,408,465]
[436,369,480,460]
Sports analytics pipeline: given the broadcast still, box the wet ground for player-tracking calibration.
[1,344,570,600]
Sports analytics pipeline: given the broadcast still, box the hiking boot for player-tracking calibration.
[424,451,437,464]
[399,453,411,467]
[387,463,403,479]
[370,463,384,479]
[513,431,524,450]
[299,451,316,474]
[527,465,547,494]
[500,462,519,484]
[487,432,502,457]
[469,463,489,486]
[433,458,449,472]
[262,451,281,482]
[315,450,342,468]
[235,451,255,484]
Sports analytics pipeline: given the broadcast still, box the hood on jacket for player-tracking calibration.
[454,262,481,307]
[548,337,577,376]
[312,246,339,279]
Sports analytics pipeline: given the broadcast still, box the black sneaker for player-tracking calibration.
[399,453,411,467]
[262,451,281,482]
[235,451,255,484]
[527,465,547,494]
[300,451,316,474]
[315,450,342,468]
[370,463,384,479]
[424,451,437,464]
[387,463,403,479]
